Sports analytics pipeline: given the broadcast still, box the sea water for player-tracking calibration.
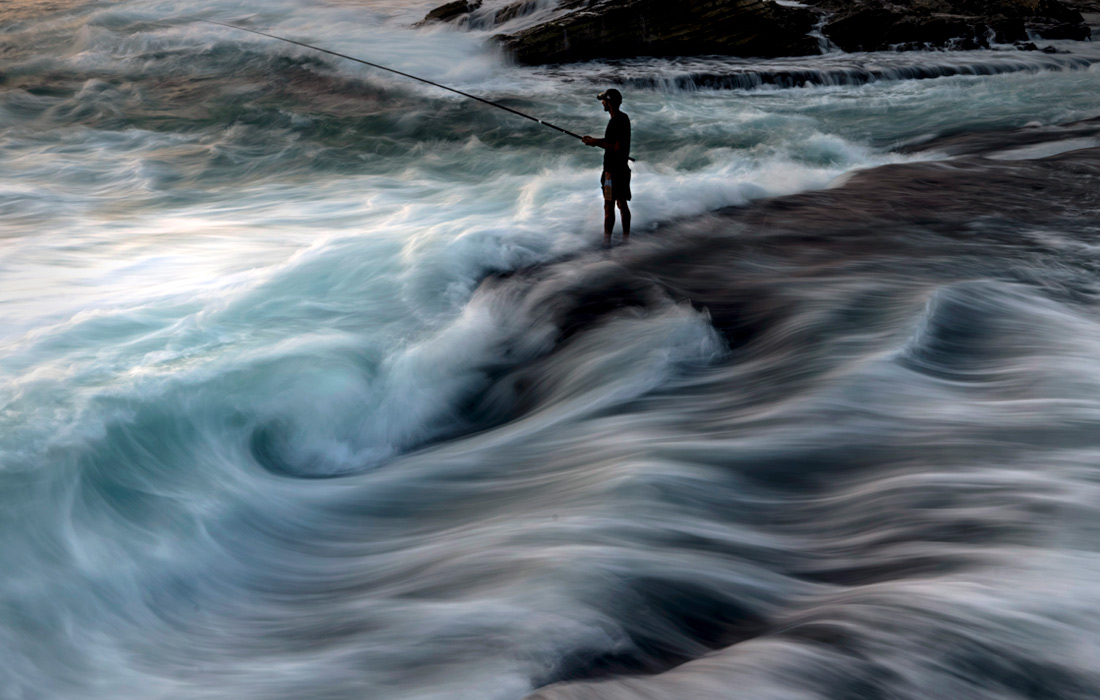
[4,1,1100,698]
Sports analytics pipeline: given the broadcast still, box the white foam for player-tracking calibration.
[986,136,1100,161]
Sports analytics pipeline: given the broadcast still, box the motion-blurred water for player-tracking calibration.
[4,1,1100,698]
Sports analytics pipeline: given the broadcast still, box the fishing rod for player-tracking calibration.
[200,19,632,158]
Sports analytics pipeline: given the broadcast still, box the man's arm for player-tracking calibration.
[581,135,623,150]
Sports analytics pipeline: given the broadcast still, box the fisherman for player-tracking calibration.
[582,88,631,248]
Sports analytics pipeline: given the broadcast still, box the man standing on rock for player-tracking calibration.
[582,88,631,248]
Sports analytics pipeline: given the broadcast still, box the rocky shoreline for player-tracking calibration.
[418,0,1096,65]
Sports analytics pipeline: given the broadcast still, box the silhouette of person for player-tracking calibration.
[582,88,631,247]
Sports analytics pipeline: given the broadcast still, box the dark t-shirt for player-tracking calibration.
[603,111,630,173]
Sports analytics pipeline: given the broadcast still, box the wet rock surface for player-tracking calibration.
[812,0,1091,52]
[419,0,1094,62]
[416,0,482,27]
[518,119,1100,700]
[493,0,820,64]
[420,0,820,63]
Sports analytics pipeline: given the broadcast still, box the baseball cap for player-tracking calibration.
[596,88,622,105]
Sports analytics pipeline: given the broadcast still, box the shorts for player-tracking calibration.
[601,169,631,203]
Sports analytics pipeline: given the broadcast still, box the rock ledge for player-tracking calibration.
[418,0,1093,64]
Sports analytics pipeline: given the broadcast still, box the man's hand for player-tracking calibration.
[582,135,597,146]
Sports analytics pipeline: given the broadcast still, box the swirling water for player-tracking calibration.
[4,1,1100,698]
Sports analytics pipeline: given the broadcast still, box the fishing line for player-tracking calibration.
[200,19,633,160]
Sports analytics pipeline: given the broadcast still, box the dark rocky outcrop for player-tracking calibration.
[813,0,1090,52]
[490,0,820,64]
[417,0,1093,63]
[415,0,482,27]
[492,0,556,25]
[418,0,591,30]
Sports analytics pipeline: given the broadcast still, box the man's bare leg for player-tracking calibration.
[617,200,631,244]
[603,200,616,248]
